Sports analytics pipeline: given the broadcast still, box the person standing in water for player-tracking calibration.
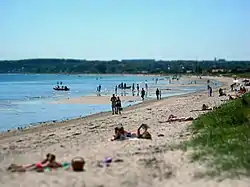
[141,88,146,100]
[137,84,140,96]
[155,78,158,84]
[145,80,148,91]
[132,83,135,92]
[132,83,135,96]
[115,85,118,95]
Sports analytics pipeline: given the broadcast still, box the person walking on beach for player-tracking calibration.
[110,94,117,115]
[207,85,212,97]
[156,88,160,100]
[141,88,146,100]
[209,86,213,97]
[115,97,122,114]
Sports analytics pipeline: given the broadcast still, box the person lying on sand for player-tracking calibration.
[219,88,227,96]
[137,124,152,139]
[111,124,152,141]
[7,154,85,172]
[7,153,52,172]
[190,104,212,112]
[110,126,128,141]
[7,153,62,172]
[202,104,212,110]
[165,114,194,122]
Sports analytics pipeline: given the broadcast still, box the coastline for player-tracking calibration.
[0,76,225,140]
[0,74,212,133]
[2,76,248,187]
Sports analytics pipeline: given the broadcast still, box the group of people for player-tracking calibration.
[111,124,152,141]
[110,94,122,115]
[54,82,69,90]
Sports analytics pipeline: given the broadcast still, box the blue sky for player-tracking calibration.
[0,0,249,60]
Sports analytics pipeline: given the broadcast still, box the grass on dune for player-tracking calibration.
[182,93,250,177]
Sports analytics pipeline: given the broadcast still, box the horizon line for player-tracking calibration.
[1,58,250,62]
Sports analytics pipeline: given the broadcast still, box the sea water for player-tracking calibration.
[0,74,221,131]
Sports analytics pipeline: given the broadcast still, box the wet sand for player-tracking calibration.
[0,76,249,187]
[51,96,141,104]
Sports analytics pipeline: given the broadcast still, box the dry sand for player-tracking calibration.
[0,76,249,187]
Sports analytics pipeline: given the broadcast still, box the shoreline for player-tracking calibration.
[0,72,165,76]
[0,75,212,133]
[1,76,247,187]
[0,76,226,140]
[0,91,199,140]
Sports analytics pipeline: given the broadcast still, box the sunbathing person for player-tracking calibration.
[219,88,226,96]
[7,153,62,172]
[137,124,152,139]
[202,104,212,110]
[111,124,151,140]
[190,104,212,112]
[111,126,129,141]
[228,94,241,100]
[166,114,194,122]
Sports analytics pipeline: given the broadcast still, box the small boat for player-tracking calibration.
[53,87,70,91]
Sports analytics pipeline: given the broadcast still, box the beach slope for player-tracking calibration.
[0,76,249,187]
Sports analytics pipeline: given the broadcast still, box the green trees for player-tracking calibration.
[0,59,249,74]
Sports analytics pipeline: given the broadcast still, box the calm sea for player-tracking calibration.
[0,74,220,131]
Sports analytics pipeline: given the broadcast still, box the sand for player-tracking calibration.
[51,96,141,105]
[0,76,249,187]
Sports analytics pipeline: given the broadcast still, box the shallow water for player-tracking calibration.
[0,74,220,131]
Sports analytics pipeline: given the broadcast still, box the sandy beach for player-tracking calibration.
[0,76,249,187]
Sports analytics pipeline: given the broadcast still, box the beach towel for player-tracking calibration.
[43,162,71,172]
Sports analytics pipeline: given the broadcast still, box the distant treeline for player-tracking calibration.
[0,59,250,74]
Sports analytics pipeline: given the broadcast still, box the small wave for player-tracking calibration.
[24,95,50,100]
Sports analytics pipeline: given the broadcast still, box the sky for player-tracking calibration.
[0,0,250,60]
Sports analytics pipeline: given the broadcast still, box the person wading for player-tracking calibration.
[141,88,146,100]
